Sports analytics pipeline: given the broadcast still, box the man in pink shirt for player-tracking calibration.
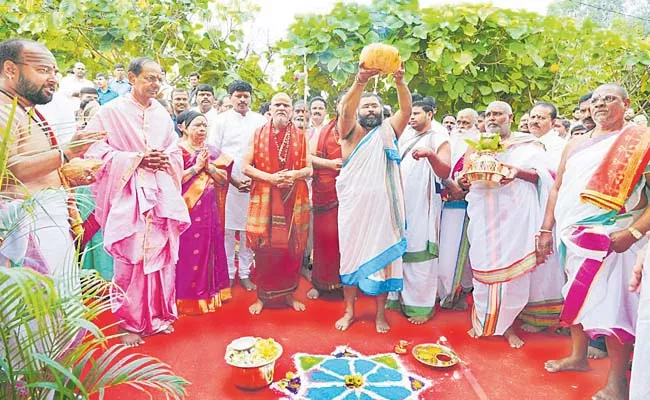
[85,57,190,347]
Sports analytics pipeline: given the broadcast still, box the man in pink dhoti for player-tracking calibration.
[539,84,650,400]
[85,58,190,347]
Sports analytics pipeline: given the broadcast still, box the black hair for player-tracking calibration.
[412,100,434,113]
[171,87,189,97]
[128,57,157,76]
[423,96,437,108]
[361,92,383,107]
[532,101,558,119]
[113,63,125,69]
[196,84,214,94]
[578,92,593,105]
[188,71,200,78]
[176,110,204,128]
[95,73,107,79]
[79,98,95,111]
[571,124,586,134]
[478,111,486,117]
[411,93,424,102]
[561,119,571,130]
[80,87,98,96]
[259,101,270,115]
[228,80,253,95]
[0,38,35,75]
[309,96,326,108]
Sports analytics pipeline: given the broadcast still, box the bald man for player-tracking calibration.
[539,83,650,400]
[243,93,313,315]
[460,101,556,349]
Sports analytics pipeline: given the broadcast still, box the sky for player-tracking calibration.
[237,0,556,85]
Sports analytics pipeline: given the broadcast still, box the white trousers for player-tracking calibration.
[225,229,253,279]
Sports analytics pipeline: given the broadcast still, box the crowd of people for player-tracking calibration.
[1,37,650,400]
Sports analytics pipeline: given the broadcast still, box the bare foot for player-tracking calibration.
[504,327,525,348]
[240,278,257,291]
[588,345,608,359]
[306,288,320,300]
[162,325,175,334]
[467,328,479,338]
[376,315,390,333]
[544,357,590,373]
[408,316,430,325]
[335,312,355,331]
[520,323,545,333]
[120,330,145,347]
[591,380,629,400]
[286,295,306,311]
[249,299,264,315]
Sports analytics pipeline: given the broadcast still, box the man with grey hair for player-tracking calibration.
[539,83,650,400]
[459,101,556,348]
[438,108,479,311]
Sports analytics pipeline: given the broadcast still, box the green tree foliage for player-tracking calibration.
[548,0,650,34]
[278,0,650,116]
[0,0,273,104]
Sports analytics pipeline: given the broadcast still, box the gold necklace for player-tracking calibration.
[272,126,291,167]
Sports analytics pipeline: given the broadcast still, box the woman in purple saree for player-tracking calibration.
[176,111,233,315]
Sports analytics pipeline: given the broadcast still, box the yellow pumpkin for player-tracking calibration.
[359,43,401,74]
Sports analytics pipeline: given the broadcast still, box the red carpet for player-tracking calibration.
[100,277,609,400]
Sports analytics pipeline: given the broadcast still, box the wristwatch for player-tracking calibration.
[628,226,643,240]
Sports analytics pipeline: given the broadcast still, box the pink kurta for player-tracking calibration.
[85,94,190,335]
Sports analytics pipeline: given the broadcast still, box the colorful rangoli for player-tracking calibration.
[272,346,432,399]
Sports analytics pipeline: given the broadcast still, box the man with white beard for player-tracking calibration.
[438,108,479,311]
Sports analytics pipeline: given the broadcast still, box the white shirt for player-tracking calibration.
[58,75,94,110]
[191,106,219,132]
[36,91,77,144]
[209,108,267,230]
[537,129,567,170]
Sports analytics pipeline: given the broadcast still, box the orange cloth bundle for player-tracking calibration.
[359,43,401,73]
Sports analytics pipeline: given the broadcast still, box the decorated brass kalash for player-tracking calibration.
[461,131,511,188]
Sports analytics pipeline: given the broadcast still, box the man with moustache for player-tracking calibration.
[518,112,530,133]
[307,95,343,299]
[441,113,456,133]
[192,84,217,130]
[518,101,567,334]
[460,101,555,348]
[170,87,189,136]
[335,64,411,334]
[528,102,567,169]
[0,38,104,293]
[209,80,266,292]
[307,96,327,150]
[578,92,596,132]
[85,57,190,346]
[438,108,480,311]
[539,84,650,400]
[108,63,131,96]
[243,92,312,315]
[292,99,309,130]
[387,98,450,325]
[477,111,486,133]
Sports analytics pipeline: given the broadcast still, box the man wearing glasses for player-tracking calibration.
[84,57,190,347]
[539,83,650,400]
